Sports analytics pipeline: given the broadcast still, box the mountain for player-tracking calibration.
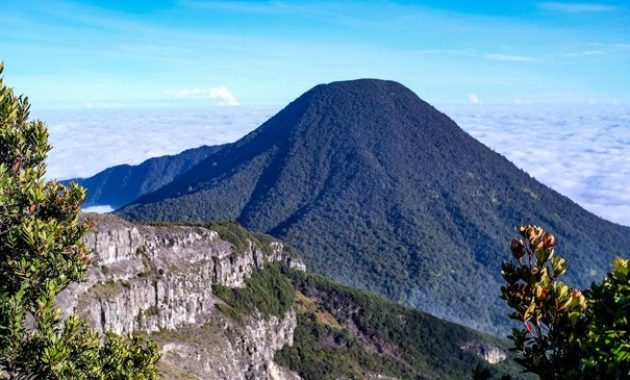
[64,144,224,209]
[117,79,630,335]
[60,215,524,379]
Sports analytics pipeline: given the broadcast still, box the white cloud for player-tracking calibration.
[210,87,240,106]
[565,50,606,57]
[82,205,114,214]
[175,87,240,106]
[539,2,616,13]
[468,93,480,104]
[485,54,536,62]
[443,104,630,227]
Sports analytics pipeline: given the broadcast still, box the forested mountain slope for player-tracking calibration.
[117,79,630,334]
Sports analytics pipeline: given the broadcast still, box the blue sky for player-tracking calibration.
[1,0,629,108]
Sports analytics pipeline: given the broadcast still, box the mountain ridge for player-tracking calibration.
[65,144,225,208]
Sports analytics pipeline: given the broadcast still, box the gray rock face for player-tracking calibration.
[155,311,300,380]
[460,341,507,365]
[58,215,304,380]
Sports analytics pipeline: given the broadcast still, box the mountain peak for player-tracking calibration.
[316,77,411,90]
[301,78,430,110]
[251,77,448,146]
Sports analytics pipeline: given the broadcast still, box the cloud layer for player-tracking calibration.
[484,54,535,62]
[37,105,630,226]
[209,87,240,106]
[37,106,276,179]
[444,104,630,226]
[176,87,240,106]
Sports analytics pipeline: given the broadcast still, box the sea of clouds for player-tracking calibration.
[444,104,630,227]
[36,104,630,227]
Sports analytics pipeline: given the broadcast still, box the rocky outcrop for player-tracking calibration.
[58,214,304,380]
[156,311,300,380]
[460,341,507,364]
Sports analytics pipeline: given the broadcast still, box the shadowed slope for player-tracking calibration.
[66,144,224,209]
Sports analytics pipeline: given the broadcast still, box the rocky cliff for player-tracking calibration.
[58,214,304,380]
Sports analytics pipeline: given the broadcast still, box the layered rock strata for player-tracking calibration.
[58,215,303,380]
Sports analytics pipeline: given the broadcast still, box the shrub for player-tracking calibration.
[500,224,629,379]
[0,63,159,379]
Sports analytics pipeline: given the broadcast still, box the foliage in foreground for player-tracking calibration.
[499,224,629,379]
[0,63,159,379]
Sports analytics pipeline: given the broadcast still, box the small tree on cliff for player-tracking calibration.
[0,63,160,379]
[500,225,629,379]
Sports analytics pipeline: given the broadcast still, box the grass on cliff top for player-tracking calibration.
[143,220,292,256]
[212,264,295,322]
[205,220,257,253]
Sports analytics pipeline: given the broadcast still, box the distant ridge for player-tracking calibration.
[117,79,630,334]
[66,144,224,209]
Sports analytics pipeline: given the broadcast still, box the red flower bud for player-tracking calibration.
[524,321,534,335]
[539,288,549,300]
[543,232,556,248]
